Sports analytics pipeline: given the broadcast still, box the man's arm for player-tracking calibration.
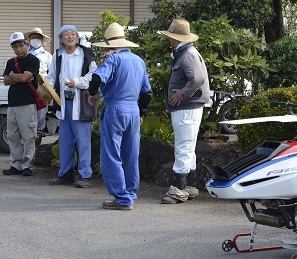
[138,89,153,117]
[8,71,34,83]
[88,73,102,96]
[3,75,17,86]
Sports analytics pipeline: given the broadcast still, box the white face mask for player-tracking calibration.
[30,39,42,49]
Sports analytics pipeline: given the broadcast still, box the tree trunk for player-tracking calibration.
[264,0,285,43]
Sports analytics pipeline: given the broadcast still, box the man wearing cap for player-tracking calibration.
[46,25,97,188]
[2,32,40,176]
[25,28,52,134]
[159,19,210,204]
[88,22,153,210]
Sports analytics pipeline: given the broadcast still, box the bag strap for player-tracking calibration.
[14,56,37,92]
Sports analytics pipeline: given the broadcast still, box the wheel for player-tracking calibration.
[220,122,237,135]
[0,117,9,153]
[220,100,238,134]
[222,239,233,252]
[291,253,297,259]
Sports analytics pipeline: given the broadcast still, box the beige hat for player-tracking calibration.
[36,74,61,106]
[160,19,198,42]
[25,27,51,46]
[92,22,139,48]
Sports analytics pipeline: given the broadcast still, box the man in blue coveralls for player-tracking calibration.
[88,22,153,210]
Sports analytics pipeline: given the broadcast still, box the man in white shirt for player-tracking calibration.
[46,25,97,188]
[25,28,52,133]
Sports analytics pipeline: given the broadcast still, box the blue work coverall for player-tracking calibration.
[92,49,152,207]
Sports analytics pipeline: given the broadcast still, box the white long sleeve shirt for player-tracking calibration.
[46,46,97,120]
[29,46,52,76]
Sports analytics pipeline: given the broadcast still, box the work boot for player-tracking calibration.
[185,170,199,199]
[49,169,75,185]
[161,173,189,204]
[3,166,22,175]
[76,178,92,188]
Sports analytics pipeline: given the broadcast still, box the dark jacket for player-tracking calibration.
[166,43,210,112]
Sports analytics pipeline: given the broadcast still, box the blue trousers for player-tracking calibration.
[58,100,93,179]
[100,102,140,207]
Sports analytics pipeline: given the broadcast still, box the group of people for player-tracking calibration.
[2,19,210,210]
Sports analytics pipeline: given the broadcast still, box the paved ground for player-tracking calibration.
[0,136,296,259]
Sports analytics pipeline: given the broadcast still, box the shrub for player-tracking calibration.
[262,36,297,88]
[237,87,297,153]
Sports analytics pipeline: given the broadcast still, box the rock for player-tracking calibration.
[139,141,174,181]
[155,162,173,187]
[151,140,240,189]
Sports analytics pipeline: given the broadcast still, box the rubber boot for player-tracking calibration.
[185,170,199,199]
[161,173,189,204]
[49,169,75,185]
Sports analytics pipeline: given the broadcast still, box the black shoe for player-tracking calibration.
[76,178,92,188]
[49,176,75,185]
[102,200,133,210]
[49,169,75,185]
[3,167,22,175]
[22,168,32,176]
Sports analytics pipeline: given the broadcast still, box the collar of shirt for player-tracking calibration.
[30,45,45,56]
[176,42,188,50]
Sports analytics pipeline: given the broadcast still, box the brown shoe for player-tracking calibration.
[3,166,22,175]
[76,178,92,188]
[102,200,133,210]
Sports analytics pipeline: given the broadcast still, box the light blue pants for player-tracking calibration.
[58,100,93,179]
[100,102,140,207]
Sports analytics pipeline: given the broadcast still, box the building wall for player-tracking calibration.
[0,0,189,75]
[0,0,52,74]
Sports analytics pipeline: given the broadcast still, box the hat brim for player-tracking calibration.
[160,31,198,42]
[37,74,61,106]
[92,39,139,48]
[25,32,51,46]
[10,39,26,45]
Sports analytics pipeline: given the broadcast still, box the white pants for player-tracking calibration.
[171,108,203,174]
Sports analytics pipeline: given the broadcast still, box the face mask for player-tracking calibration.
[30,39,42,49]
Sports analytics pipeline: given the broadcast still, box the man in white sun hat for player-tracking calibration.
[88,22,153,210]
[159,19,210,204]
[25,27,52,134]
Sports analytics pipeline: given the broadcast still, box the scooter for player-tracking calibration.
[205,103,297,258]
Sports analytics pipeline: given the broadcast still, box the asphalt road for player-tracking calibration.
[0,140,296,258]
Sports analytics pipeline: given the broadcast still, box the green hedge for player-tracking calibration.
[237,87,297,153]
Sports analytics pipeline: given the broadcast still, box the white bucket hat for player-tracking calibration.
[160,19,198,42]
[25,27,51,46]
[92,22,139,48]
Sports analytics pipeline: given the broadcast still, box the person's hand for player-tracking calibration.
[170,89,182,106]
[88,94,98,105]
[27,76,34,82]
[65,79,75,88]
[140,117,143,125]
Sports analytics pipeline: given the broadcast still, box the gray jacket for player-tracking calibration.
[166,43,210,112]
